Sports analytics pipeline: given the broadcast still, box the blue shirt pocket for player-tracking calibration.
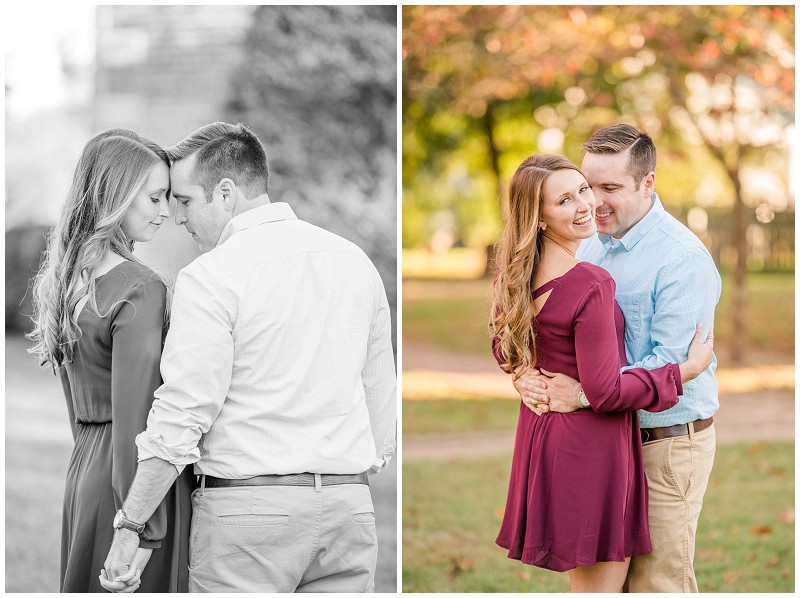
[615,291,653,360]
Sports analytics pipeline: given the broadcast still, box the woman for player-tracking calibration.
[490,154,713,592]
[28,129,193,593]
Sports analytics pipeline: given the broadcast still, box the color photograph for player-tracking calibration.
[402,5,793,593]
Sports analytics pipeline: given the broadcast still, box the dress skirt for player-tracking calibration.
[495,404,652,572]
[60,422,193,592]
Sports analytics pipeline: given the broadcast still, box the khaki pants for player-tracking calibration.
[188,481,378,592]
[625,423,716,593]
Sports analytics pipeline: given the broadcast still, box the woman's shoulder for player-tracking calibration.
[104,261,167,300]
[568,262,615,296]
[570,261,612,284]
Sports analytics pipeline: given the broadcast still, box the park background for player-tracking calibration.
[402,6,794,592]
[5,5,397,593]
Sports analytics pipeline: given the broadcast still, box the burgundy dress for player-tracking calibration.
[494,262,682,572]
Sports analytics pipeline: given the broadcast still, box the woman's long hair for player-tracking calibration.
[27,129,170,369]
[490,154,582,377]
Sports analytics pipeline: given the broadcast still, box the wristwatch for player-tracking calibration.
[113,509,145,534]
[577,388,590,408]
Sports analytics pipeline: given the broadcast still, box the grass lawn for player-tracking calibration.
[404,397,519,435]
[403,271,794,356]
[402,441,794,593]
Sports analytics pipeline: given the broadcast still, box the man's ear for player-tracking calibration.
[642,171,656,197]
[217,179,236,212]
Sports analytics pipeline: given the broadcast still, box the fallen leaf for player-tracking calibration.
[778,508,794,524]
[750,525,773,536]
[446,556,476,578]
[514,570,530,581]
[724,571,738,583]
[766,556,781,568]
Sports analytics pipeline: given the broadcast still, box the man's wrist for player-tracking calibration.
[577,388,590,409]
[114,509,145,534]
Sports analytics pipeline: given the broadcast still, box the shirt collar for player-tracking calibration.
[599,192,666,251]
[217,202,297,247]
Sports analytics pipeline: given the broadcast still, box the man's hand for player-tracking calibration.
[534,368,584,413]
[513,368,550,416]
[100,547,152,593]
[100,529,139,592]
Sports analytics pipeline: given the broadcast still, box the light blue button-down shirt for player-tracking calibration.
[577,193,722,427]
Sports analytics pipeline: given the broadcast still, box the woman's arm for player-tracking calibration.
[573,277,682,413]
[110,278,169,552]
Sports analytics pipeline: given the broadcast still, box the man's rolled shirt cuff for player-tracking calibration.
[368,440,396,474]
[136,430,201,475]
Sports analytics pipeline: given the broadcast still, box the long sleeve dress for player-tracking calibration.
[493,262,682,572]
[58,260,194,592]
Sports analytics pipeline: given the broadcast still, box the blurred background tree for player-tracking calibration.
[7,5,397,345]
[403,5,794,364]
[229,5,397,329]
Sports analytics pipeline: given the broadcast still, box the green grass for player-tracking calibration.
[404,398,519,435]
[402,441,794,593]
[402,278,491,354]
[402,271,794,356]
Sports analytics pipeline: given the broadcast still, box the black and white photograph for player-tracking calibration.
[6,4,397,593]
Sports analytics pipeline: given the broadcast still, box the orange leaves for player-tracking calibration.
[514,569,531,581]
[446,555,476,578]
[750,524,773,536]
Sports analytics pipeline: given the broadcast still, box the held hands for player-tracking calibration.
[679,323,714,384]
[100,531,148,593]
[513,368,583,415]
[513,369,550,416]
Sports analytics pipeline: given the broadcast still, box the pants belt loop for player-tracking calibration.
[314,473,322,492]
[200,474,206,493]
[688,421,696,440]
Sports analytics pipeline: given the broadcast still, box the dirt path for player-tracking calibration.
[403,342,795,461]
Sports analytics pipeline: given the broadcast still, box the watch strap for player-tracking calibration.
[114,509,145,534]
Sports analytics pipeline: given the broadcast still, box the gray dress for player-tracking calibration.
[58,260,193,592]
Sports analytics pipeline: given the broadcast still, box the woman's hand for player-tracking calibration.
[99,547,152,593]
[678,323,714,383]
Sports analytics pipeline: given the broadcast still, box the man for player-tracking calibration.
[101,122,396,592]
[517,124,720,592]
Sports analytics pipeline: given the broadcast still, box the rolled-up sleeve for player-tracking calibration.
[363,269,397,473]
[136,262,234,472]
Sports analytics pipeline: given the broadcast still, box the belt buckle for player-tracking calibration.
[641,429,651,444]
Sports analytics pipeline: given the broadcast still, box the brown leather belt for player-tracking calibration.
[203,472,369,488]
[641,417,714,445]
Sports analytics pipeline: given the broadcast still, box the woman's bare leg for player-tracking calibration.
[566,558,630,593]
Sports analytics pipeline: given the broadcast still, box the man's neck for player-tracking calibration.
[233,193,271,217]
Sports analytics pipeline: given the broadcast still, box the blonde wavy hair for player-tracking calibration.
[27,129,170,369]
[490,154,582,377]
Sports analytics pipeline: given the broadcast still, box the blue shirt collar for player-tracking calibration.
[599,192,666,251]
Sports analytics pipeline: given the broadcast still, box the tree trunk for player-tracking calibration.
[482,104,502,278]
[730,172,747,365]
[666,77,750,364]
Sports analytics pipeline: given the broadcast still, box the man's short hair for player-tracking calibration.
[168,122,269,201]
[581,124,656,189]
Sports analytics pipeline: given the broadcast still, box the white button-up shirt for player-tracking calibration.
[136,202,396,477]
